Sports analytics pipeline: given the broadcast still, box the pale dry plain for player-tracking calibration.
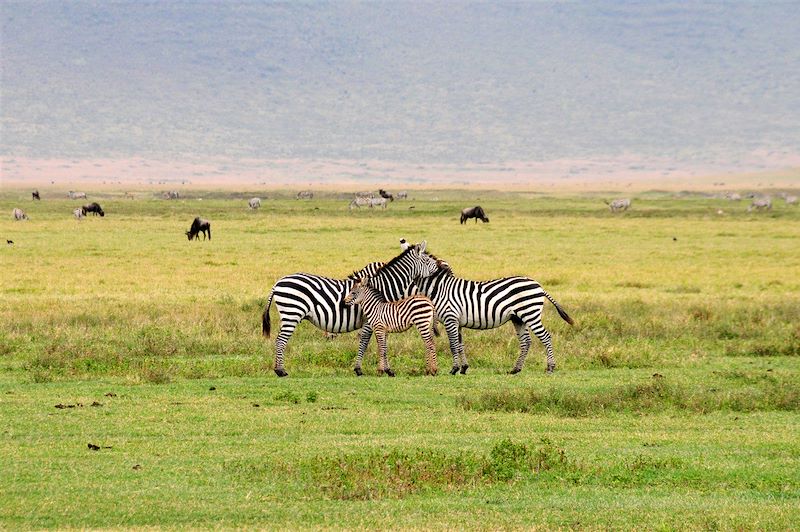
[1,181,799,529]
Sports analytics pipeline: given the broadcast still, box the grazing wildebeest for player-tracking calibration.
[82,202,105,216]
[460,206,489,224]
[68,191,87,200]
[163,190,180,200]
[396,191,408,200]
[747,197,772,212]
[32,190,41,200]
[378,189,394,202]
[186,217,211,240]
[12,208,28,221]
[605,198,631,212]
[73,208,84,220]
[248,197,261,209]
[296,190,314,200]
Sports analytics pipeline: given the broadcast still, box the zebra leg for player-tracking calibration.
[354,325,373,376]
[443,318,462,375]
[375,329,394,377]
[530,321,556,373]
[458,329,469,374]
[509,317,532,374]
[418,324,438,376]
[274,320,300,377]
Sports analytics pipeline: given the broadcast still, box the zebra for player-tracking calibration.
[248,197,261,209]
[605,198,631,212]
[784,195,797,205]
[296,190,314,200]
[12,208,28,221]
[261,241,444,377]
[747,197,772,211]
[355,191,374,199]
[369,197,388,209]
[408,252,574,375]
[724,192,742,201]
[349,196,373,210]
[396,191,408,200]
[73,208,84,220]
[163,190,180,199]
[68,191,87,200]
[344,277,437,376]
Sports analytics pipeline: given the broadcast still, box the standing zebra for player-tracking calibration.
[262,241,444,377]
[12,208,28,221]
[248,197,261,209]
[344,277,437,376]
[73,208,85,220]
[411,258,574,375]
[605,198,631,212]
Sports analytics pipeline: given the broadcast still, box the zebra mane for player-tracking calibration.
[371,246,417,277]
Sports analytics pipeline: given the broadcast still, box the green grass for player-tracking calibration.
[1,186,799,529]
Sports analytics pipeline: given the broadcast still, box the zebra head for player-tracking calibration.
[343,277,369,306]
[398,239,450,278]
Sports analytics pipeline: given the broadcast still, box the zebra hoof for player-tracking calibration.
[509,368,521,375]
[460,364,469,375]
[450,366,459,375]
[354,367,363,377]
[386,369,396,377]
[546,366,556,374]
[274,368,288,377]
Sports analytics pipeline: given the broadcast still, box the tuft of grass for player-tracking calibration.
[458,375,800,416]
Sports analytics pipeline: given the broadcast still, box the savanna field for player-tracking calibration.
[1,186,799,529]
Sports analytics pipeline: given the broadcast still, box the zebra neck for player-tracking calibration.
[369,255,415,300]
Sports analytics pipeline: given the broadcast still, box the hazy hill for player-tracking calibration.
[2,1,799,167]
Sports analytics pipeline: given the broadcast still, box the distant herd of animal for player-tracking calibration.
[9,188,797,232]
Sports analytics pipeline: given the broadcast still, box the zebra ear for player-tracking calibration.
[418,240,427,253]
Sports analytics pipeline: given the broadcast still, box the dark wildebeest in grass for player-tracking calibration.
[82,202,105,216]
[379,189,394,202]
[32,190,41,200]
[186,217,211,240]
[460,206,489,224]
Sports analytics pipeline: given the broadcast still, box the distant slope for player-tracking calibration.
[2,2,799,165]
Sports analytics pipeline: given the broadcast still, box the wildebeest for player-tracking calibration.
[186,217,211,240]
[32,190,41,200]
[296,190,314,200]
[747,197,772,211]
[163,190,180,200]
[460,206,489,224]
[82,202,105,216]
[605,198,631,212]
[378,189,394,202]
[396,191,408,200]
[12,208,28,221]
[248,197,261,209]
[68,191,87,200]
[73,208,84,220]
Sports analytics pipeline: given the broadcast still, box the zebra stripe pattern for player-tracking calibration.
[415,266,574,374]
[344,278,437,376]
[262,241,442,376]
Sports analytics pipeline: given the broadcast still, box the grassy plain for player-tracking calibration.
[1,186,799,529]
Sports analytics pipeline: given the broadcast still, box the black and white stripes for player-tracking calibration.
[344,278,437,376]
[415,267,574,374]
[262,241,442,376]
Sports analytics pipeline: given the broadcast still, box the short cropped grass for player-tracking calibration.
[1,185,799,529]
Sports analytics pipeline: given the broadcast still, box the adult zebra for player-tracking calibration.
[408,253,574,375]
[262,241,444,377]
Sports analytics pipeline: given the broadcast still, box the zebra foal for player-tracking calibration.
[344,277,438,376]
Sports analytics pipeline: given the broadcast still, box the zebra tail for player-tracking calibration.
[262,290,274,338]
[433,321,441,337]
[544,290,574,326]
